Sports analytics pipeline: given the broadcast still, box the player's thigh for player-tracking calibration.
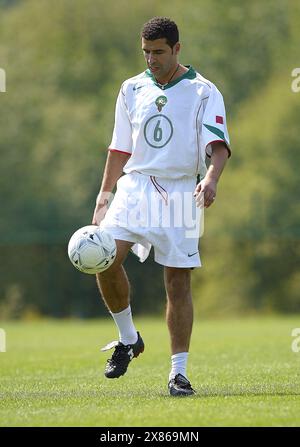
[114,239,134,266]
[99,239,134,276]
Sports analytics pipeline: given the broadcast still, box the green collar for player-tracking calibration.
[145,65,196,90]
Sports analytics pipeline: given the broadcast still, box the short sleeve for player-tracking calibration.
[200,85,231,158]
[109,84,133,155]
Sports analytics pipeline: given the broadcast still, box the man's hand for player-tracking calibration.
[193,177,217,208]
[194,142,229,208]
[92,192,112,225]
[92,150,130,226]
[92,200,109,225]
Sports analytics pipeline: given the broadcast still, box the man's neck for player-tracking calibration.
[155,64,189,86]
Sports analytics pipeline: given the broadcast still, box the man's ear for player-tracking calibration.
[174,42,181,55]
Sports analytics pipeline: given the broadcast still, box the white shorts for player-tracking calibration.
[100,171,203,268]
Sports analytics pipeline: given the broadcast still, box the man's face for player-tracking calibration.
[142,37,180,81]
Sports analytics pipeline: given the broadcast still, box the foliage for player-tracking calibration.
[0,0,299,317]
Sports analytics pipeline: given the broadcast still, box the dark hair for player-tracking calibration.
[141,17,179,48]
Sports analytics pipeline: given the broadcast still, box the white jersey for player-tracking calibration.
[109,66,230,180]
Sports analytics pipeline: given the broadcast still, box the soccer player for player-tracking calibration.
[92,17,230,396]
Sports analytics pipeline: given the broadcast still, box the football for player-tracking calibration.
[68,225,117,274]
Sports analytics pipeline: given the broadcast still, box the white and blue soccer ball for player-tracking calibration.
[68,225,117,274]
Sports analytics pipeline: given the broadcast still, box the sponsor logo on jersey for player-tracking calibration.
[133,84,146,91]
[155,95,168,112]
[216,115,224,124]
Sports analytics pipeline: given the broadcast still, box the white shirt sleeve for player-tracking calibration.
[200,85,231,158]
[109,84,133,154]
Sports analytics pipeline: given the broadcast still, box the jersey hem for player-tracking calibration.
[109,148,132,155]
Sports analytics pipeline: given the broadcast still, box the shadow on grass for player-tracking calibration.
[1,384,300,401]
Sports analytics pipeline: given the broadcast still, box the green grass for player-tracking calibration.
[1,316,300,426]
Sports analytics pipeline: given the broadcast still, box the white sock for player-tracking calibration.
[169,352,189,381]
[110,305,138,346]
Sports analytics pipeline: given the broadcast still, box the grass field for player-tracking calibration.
[1,316,300,427]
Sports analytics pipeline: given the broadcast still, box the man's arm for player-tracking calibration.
[194,142,229,208]
[92,150,131,225]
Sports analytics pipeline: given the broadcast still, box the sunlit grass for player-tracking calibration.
[1,316,300,426]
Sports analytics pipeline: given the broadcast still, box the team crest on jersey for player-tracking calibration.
[155,95,167,112]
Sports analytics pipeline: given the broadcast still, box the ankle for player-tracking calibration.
[169,352,189,381]
[110,305,138,345]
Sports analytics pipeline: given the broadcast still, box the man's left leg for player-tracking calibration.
[164,267,195,396]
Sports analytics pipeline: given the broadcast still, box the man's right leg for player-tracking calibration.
[96,239,144,378]
[96,239,133,314]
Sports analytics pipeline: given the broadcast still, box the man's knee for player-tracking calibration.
[164,268,191,299]
[96,239,133,277]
